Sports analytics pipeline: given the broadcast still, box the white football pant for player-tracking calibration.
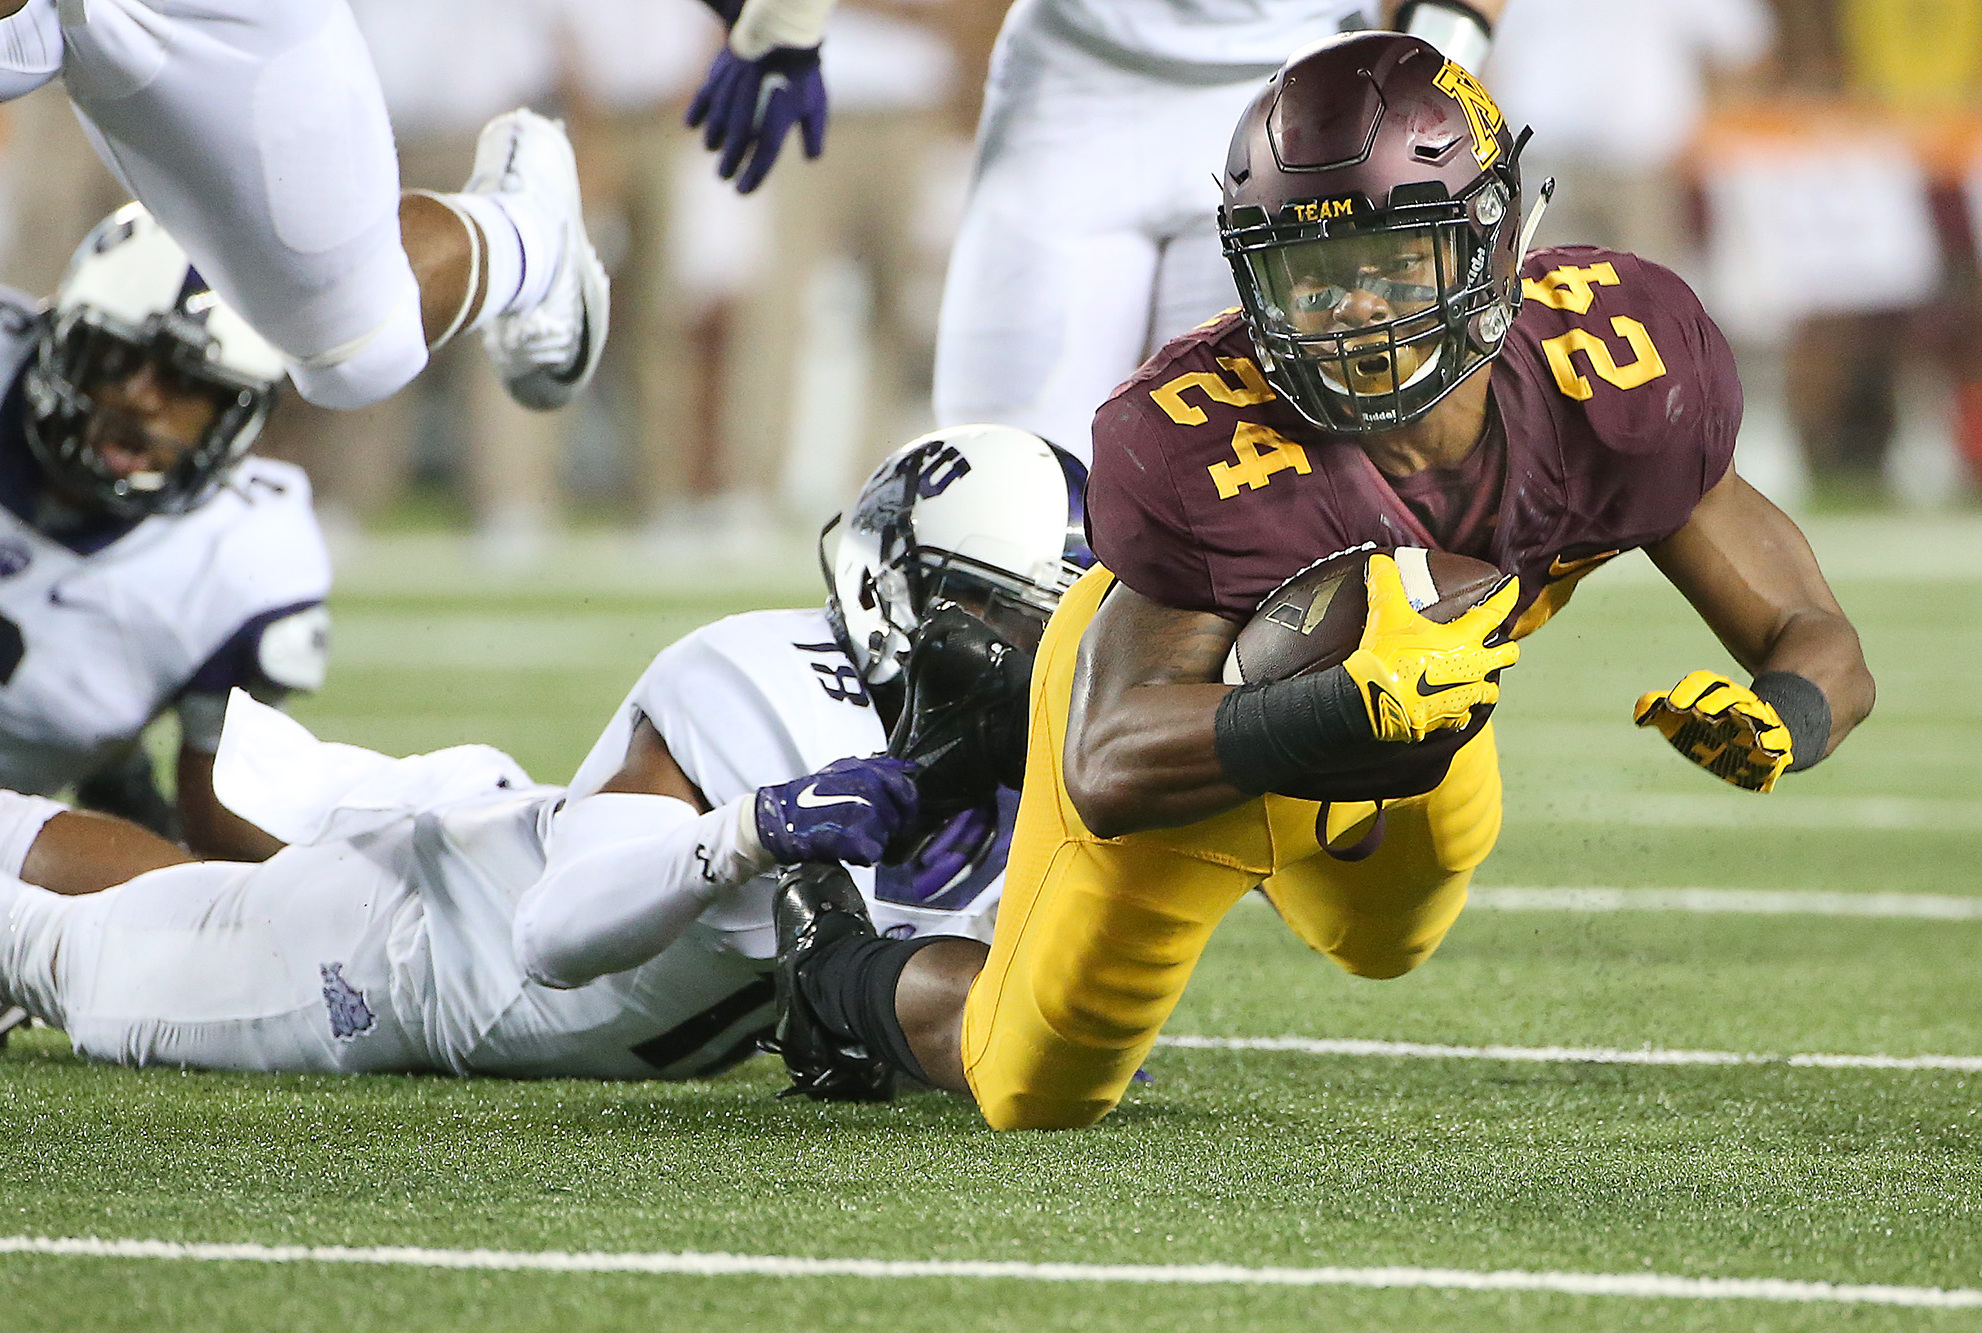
[0,0,427,408]
[0,851,425,1073]
[932,0,1265,461]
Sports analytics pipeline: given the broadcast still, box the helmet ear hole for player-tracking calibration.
[858,572,878,611]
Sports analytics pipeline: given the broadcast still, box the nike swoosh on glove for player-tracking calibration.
[1633,670,1793,793]
[1340,554,1521,744]
[756,756,919,865]
[685,44,828,194]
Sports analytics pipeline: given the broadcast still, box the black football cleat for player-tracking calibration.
[767,862,896,1102]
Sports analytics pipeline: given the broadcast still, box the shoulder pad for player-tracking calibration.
[1511,246,1737,458]
[256,604,331,692]
[1116,308,1252,398]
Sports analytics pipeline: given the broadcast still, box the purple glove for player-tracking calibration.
[905,803,1000,903]
[685,44,828,195]
[755,756,918,866]
[872,787,1016,911]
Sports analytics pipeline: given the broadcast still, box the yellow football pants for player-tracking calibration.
[962,568,1503,1131]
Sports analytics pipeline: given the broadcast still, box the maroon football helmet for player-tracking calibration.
[1219,33,1524,433]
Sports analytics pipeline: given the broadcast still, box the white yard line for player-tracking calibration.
[1155,1034,1982,1073]
[1465,887,1982,919]
[0,1237,1975,1309]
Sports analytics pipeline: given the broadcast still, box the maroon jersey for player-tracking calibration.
[1086,245,1742,640]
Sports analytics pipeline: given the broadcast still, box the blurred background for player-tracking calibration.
[0,0,1974,589]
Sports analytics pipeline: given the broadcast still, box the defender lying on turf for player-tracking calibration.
[0,206,332,862]
[0,427,1088,1078]
[767,34,1876,1130]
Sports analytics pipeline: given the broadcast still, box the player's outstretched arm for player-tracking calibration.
[177,748,286,863]
[1640,470,1875,790]
[1062,586,1249,840]
[513,718,915,988]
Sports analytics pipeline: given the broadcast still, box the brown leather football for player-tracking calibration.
[1223,544,1505,685]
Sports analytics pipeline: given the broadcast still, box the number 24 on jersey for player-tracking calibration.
[1525,262,1668,402]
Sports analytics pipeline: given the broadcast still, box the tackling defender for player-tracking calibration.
[771,34,1875,1130]
[0,427,1087,1080]
[0,204,328,863]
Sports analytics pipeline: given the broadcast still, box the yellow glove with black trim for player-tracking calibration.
[1633,669,1793,793]
[1341,555,1521,744]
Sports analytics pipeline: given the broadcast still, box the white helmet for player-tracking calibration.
[824,424,1092,685]
[24,203,286,517]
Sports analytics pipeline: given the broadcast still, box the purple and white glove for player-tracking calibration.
[903,803,1002,903]
[685,44,828,194]
[755,756,918,866]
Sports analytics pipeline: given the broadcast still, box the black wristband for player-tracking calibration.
[1214,666,1387,796]
[1751,671,1832,772]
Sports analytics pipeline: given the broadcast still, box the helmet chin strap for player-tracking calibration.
[1517,176,1556,261]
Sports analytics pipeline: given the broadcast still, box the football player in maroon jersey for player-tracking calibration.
[769,32,1876,1128]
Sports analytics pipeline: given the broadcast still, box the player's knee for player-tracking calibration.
[1323,916,1451,980]
[979,1091,1114,1132]
[285,302,428,410]
[1334,946,1428,981]
[966,968,1170,1132]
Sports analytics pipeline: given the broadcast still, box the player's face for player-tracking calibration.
[78,346,229,494]
[1248,227,1455,397]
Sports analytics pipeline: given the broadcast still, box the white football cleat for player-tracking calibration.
[467,109,610,411]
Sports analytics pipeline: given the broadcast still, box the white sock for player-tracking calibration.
[444,191,556,329]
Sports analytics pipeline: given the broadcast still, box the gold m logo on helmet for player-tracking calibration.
[1432,60,1504,169]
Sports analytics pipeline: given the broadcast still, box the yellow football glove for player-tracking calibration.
[1632,669,1793,793]
[1341,555,1521,745]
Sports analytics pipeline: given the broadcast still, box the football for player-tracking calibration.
[1220,543,1508,807]
[1223,543,1506,686]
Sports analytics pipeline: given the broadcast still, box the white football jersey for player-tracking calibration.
[10,610,1014,1082]
[1027,0,1374,75]
[0,291,331,795]
[405,607,1009,1078]
[569,607,1009,953]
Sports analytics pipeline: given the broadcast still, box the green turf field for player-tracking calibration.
[4,518,1979,1331]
